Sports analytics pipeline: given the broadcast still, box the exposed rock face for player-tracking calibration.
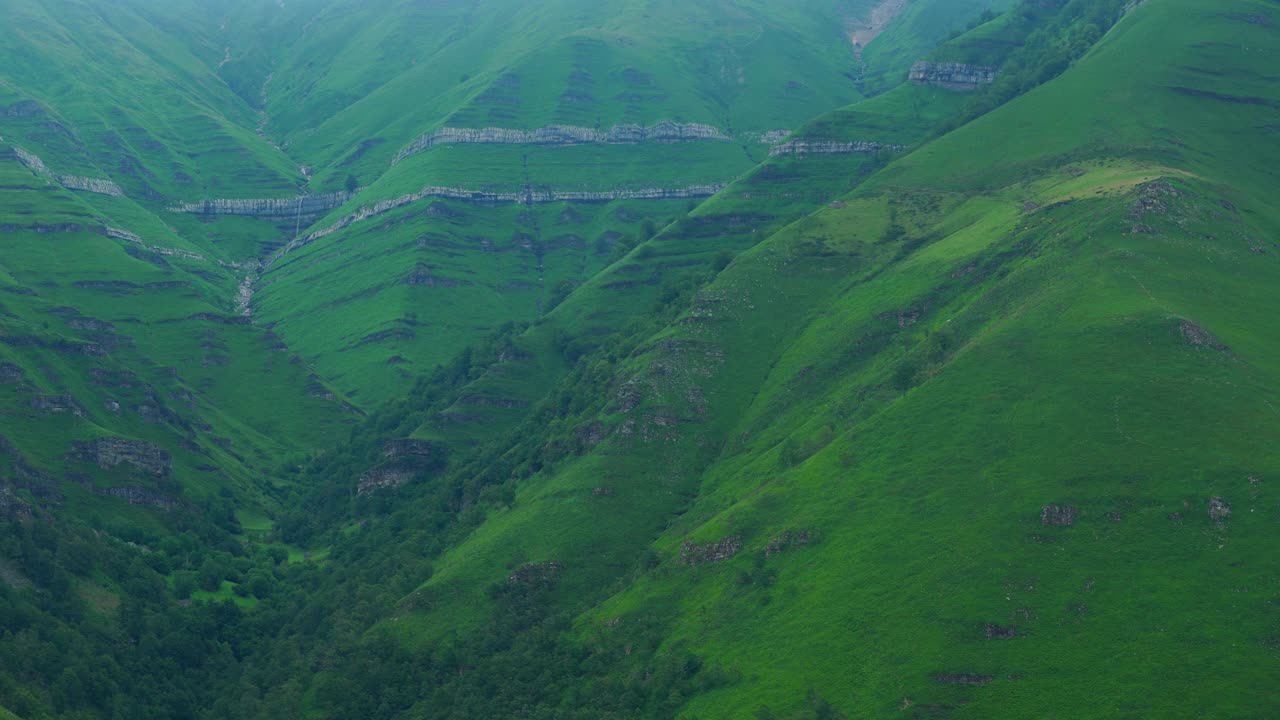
[169,190,356,217]
[1041,504,1077,526]
[0,486,33,520]
[13,147,49,175]
[1179,320,1228,351]
[457,394,530,408]
[750,129,792,144]
[909,62,999,90]
[270,183,724,265]
[357,465,416,495]
[103,227,207,262]
[575,422,608,451]
[0,99,45,117]
[71,438,171,478]
[66,316,114,332]
[0,363,22,383]
[58,175,125,197]
[933,673,993,686]
[506,561,563,587]
[984,623,1017,639]
[393,122,730,164]
[681,536,742,565]
[765,530,812,556]
[13,146,125,196]
[29,395,85,417]
[382,439,438,461]
[769,139,904,157]
[96,486,179,510]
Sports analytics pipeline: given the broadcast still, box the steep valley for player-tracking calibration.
[1,0,1277,718]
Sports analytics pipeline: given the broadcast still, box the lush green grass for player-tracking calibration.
[286,0,1280,717]
[4,1,1278,718]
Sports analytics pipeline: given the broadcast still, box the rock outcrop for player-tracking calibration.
[506,561,563,587]
[933,673,994,686]
[1040,504,1077,526]
[169,190,356,217]
[0,363,22,383]
[681,536,742,564]
[13,146,125,196]
[382,439,439,461]
[764,530,812,556]
[1208,496,1231,523]
[909,62,999,90]
[0,486,32,520]
[769,139,905,157]
[984,623,1017,639]
[96,486,179,510]
[357,465,416,495]
[58,175,125,197]
[70,438,171,478]
[0,100,45,117]
[29,395,85,417]
[1179,320,1228,351]
[103,227,207,262]
[393,121,730,164]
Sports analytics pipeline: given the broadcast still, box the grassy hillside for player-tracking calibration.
[225,0,1280,718]
[4,0,1276,718]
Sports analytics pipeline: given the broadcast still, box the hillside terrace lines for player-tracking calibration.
[264,182,728,267]
[391,121,757,165]
[769,139,906,157]
[168,190,357,217]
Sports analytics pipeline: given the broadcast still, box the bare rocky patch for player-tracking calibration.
[681,536,742,565]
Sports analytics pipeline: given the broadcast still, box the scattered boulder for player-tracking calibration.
[1040,504,1077,526]
[681,536,742,565]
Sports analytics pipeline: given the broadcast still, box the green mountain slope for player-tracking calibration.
[245,0,1280,717]
[2,0,1277,718]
